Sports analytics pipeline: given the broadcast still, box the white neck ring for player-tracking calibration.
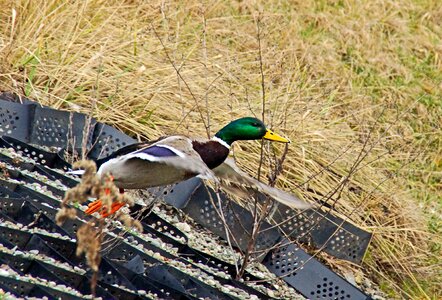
[211,136,231,149]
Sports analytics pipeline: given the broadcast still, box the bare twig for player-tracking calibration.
[201,8,211,136]
[151,24,210,139]
[256,13,266,182]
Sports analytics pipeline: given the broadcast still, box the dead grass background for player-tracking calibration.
[0,0,441,298]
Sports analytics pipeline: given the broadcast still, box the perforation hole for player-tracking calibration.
[0,201,18,215]
[347,244,361,260]
[0,108,18,135]
[268,247,298,278]
[44,239,72,257]
[103,270,120,285]
[281,212,315,237]
[34,116,67,144]
[200,201,224,228]
[163,188,175,195]
[6,232,23,245]
[96,132,123,157]
[309,278,352,299]
[329,228,361,259]
[54,270,78,285]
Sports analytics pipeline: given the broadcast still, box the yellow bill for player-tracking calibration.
[263,129,290,143]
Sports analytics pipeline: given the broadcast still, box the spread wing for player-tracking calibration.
[213,158,312,210]
[72,136,217,189]
[123,136,216,181]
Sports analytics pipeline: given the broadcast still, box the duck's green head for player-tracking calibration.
[215,117,290,145]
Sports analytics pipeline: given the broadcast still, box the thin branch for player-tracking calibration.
[256,13,266,182]
[150,24,210,138]
[202,8,211,136]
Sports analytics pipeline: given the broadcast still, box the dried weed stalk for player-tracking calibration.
[76,222,102,272]
[76,222,102,296]
[56,160,134,221]
[56,159,140,296]
[0,162,9,179]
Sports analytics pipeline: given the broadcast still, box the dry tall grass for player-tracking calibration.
[0,0,441,298]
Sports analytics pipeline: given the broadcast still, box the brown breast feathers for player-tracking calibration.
[192,140,230,169]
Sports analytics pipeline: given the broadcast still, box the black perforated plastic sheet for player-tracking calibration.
[0,150,280,299]
[181,180,282,260]
[270,206,372,263]
[262,239,369,300]
[0,93,135,161]
[0,98,33,141]
[0,93,372,299]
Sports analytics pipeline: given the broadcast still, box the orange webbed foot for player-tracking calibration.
[85,200,103,215]
[100,201,126,218]
[85,200,126,218]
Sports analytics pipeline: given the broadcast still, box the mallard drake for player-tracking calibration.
[82,117,310,216]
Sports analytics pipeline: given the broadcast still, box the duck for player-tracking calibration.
[80,117,311,216]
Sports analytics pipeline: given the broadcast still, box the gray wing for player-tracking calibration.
[97,135,217,189]
[213,158,312,210]
[125,136,216,181]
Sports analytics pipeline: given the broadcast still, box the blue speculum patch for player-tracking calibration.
[137,145,177,157]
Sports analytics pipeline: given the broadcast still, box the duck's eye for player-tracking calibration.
[252,122,260,127]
